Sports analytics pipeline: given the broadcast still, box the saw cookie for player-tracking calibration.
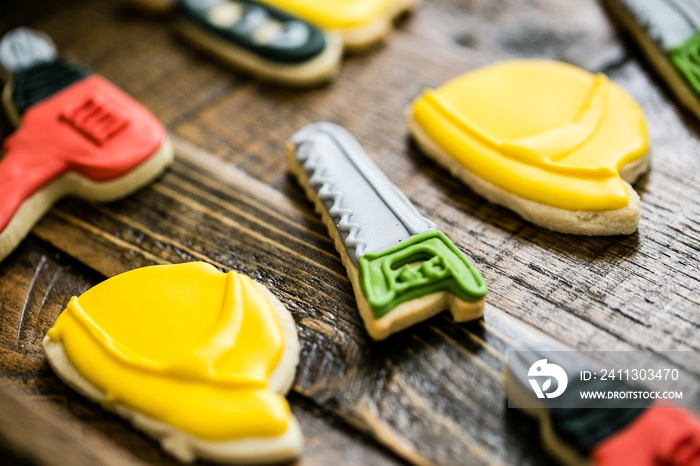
[261,0,418,51]
[173,0,342,87]
[288,122,487,341]
[43,262,302,464]
[603,0,700,121]
[407,60,649,236]
[507,342,700,466]
[0,28,173,263]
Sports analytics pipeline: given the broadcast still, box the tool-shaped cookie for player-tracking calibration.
[507,341,700,466]
[407,60,650,236]
[603,0,700,121]
[288,122,487,340]
[44,262,302,464]
[174,0,342,86]
[0,28,173,263]
[261,0,419,51]
[130,0,342,86]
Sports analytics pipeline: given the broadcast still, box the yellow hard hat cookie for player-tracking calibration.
[407,60,650,236]
[43,261,302,464]
[262,0,418,50]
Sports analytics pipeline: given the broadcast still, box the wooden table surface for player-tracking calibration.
[1,0,700,465]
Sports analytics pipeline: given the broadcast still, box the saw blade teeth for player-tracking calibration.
[301,140,367,262]
[292,122,436,264]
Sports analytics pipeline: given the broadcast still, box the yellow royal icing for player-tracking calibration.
[46,262,291,441]
[409,60,649,211]
[261,0,396,29]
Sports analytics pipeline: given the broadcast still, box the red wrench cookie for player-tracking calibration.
[0,28,173,262]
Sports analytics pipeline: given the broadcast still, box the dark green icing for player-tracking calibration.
[358,230,487,318]
[670,29,700,99]
[548,378,651,454]
[12,59,90,115]
[178,0,326,64]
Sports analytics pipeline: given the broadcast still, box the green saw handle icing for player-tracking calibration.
[358,230,487,318]
[670,30,700,98]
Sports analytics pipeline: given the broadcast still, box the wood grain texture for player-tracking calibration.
[0,378,145,466]
[1,0,700,464]
[27,138,700,465]
[0,237,407,466]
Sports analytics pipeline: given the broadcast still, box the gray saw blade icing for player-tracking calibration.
[620,0,700,50]
[0,28,57,74]
[291,122,436,265]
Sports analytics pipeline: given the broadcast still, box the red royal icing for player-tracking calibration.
[592,400,700,466]
[0,75,166,232]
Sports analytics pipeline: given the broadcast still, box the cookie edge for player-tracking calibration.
[601,0,700,121]
[173,18,342,88]
[287,139,484,341]
[0,136,174,263]
[406,108,649,236]
[42,277,303,464]
[506,371,592,466]
[333,0,419,52]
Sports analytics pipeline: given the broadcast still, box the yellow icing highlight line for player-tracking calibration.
[180,271,246,380]
[50,289,265,388]
[421,75,616,179]
[410,60,649,211]
[507,75,608,163]
[261,0,395,28]
[46,263,291,440]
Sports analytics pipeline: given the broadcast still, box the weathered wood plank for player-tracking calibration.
[24,138,550,466]
[1,0,626,180]
[1,0,700,464]
[171,0,628,189]
[0,237,407,466]
[0,379,145,466]
[29,137,700,464]
[8,0,697,358]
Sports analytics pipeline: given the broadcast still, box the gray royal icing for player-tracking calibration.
[619,0,700,50]
[183,0,311,50]
[291,122,436,265]
[0,28,57,74]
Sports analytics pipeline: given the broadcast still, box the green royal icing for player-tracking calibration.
[670,29,700,98]
[358,230,487,318]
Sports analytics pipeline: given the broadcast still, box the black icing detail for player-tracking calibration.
[548,378,652,454]
[11,59,90,115]
[178,0,327,64]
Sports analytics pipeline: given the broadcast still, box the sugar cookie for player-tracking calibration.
[261,0,419,51]
[603,0,700,121]
[126,0,341,86]
[407,60,650,236]
[507,341,700,466]
[0,28,173,263]
[43,262,302,464]
[173,0,342,86]
[288,122,487,341]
